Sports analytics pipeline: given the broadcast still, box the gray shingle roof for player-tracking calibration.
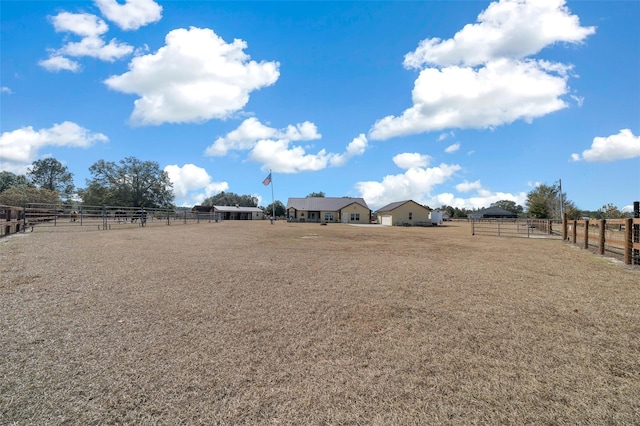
[286,197,369,211]
[474,206,517,217]
[376,200,412,213]
[376,200,429,213]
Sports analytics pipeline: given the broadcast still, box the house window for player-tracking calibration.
[350,213,360,221]
[409,212,413,220]
[324,212,334,222]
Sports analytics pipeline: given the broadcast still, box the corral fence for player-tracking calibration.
[471,218,561,239]
[471,216,640,266]
[1,203,224,236]
[565,217,640,265]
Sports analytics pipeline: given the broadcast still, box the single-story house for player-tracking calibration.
[192,205,264,220]
[468,206,517,219]
[286,197,371,224]
[376,200,431,226]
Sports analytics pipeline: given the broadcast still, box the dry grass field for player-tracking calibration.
[1,221,639,425]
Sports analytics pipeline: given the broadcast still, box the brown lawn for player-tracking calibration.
[1,221,639,425]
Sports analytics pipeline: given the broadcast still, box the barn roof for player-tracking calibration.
[286,197,370,211]
[474,206,518,217]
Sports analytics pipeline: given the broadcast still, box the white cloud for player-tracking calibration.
[403,0,595,68]
[205,117,320,157]
[164,164,229,206]
[429,188,527,210]
[356,160,461,210]
[95,0,163,31]
[249,140,330,173]
[329,134,369,167]
[59,36,134,62]
[437,131,455,141]
[39,56,81,72]
[392,152,431,169]
[445,143,460,153]
[104,27,280,125]
[206,118,367,173]
[571,129,640,162]
[356,161,527,211]
[0,122,108,173]
[1,87,14,94]
[41,11,133,72]
[50,12,109,37]
[370,58,570,139]
[455,180,482,193]
[370,0,594,140]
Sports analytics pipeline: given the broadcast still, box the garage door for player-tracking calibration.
[381,215,392,226]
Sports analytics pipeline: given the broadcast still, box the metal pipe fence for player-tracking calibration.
[470,218,561,239]
[1,204,225,234]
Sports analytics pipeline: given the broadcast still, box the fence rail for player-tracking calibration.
[471,216,640,265]
[564,217,640,265]
[471,218,561,239]
[0,204,228,237]
[1,205,25,237]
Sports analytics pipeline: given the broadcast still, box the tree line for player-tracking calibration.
[0,157,632,219]
[0,157,173,208]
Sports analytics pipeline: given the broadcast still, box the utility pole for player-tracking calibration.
[558,178,564,220]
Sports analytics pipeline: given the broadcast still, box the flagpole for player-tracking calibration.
[270,169,275,224]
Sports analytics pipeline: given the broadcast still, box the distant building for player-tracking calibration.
[468,206,517,219]
[286,197,371,224]
[192,205,264,220]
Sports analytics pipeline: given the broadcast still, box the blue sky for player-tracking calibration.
[1,0,639,211]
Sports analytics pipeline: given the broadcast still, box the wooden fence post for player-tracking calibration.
[572,220,577,244]
[583,220,589,249]
[624,218,632,265]
[598,219,605,255]
[3,207,9,236]
[562,213,567,241]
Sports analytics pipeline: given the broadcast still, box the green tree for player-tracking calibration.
[306,192,325,197]
[264,200,286,217]
[0,187,60,206]
[598,203,626,219]
[202,191,258,207]
[81,157,174,207]
[564,202,582,220]
[27,158,75,196]
[491,200,524,215]
[0,171,33,193]
[526,183,567,219]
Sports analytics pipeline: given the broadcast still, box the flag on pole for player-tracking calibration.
[262,172,272,186]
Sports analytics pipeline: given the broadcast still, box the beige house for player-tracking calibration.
[376,200,431,226]
[286,197,371,224]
